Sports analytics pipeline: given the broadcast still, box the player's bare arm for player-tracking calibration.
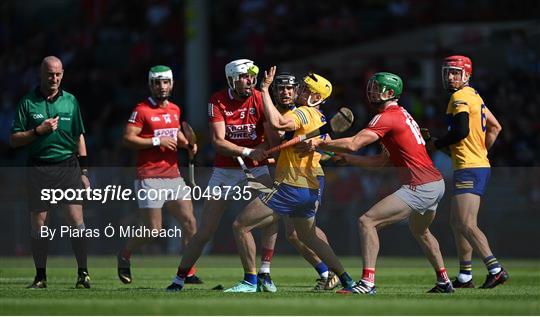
[335,150,389,169]
[210,121,267,161]
[484,107,502,150]
[262,121,281,150]
[10,116,59,148]
[123,124,177,151]
[317,129,379,153]
[260,66,296,132]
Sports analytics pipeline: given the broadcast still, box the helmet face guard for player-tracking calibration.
[225,59,259,97]
[366,72,403,105]
[271,73,298,109]
[442,55,472,91]
[297,73,332,107]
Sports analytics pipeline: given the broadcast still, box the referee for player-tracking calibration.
[10,56,91,289]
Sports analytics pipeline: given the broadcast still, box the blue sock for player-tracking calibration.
[338,272,354,288]
[459,260,472,276]
[244,273,257,285]
[483,255,501,274]
[314,262,329,277]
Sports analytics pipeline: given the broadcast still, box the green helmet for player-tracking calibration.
[366,72,403,104]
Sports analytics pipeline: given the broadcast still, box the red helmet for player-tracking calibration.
[442,55,472,91]
[443,55,472,75]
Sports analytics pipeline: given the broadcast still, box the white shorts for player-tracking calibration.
[207,166,270,200]
[134,177,191,209]
[394,179,445,215]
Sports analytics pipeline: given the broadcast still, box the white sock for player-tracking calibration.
[361,279,375,288]
[259,261,271,274]
[457,273,472,283]
[489,267,502,275]
[320,271,329,279]
[172,275,185,286]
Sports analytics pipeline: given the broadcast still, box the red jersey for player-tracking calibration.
[365,105,442,186]
[208,88,266,167]
[128,97,181,179]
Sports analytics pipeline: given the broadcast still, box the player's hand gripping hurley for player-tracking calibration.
[181,121,197,187]
[235,156,273,194]
[265,107,354,156]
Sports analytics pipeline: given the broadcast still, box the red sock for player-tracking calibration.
[121,249,132,260]
[176,267,189,279]
[187,266,197,277]
[362,268,376,284]
[436,268,449,284]
[261,248,274,263]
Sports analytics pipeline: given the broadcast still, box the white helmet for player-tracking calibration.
[148,65,173,85]
[225,59,259,91]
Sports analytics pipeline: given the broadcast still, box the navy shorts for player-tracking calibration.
[262,177,324,218]
[453,168,490,196]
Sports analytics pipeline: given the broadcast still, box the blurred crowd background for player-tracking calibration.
[1,0,539,258]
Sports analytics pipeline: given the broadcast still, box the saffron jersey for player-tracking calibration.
[128,97,181,180]
[275,106,326,189]
[446,86,490,169]
[366,105,442,186]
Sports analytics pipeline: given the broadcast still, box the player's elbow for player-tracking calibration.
[489,123,502,135]
[455,127,469,141]
[122,135,136,149]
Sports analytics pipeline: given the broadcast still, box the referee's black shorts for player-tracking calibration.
[27,155,84,212]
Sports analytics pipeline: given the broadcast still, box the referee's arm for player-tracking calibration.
[78,134,87,156]
[10,117,59,148]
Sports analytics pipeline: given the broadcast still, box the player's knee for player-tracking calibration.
[181,216,197,236]
[286,230,300,245]
[147,221,162,231]
[409,226,428,240]
[461,223,480,237]
[358,214,373,231]
[232,220,247,235]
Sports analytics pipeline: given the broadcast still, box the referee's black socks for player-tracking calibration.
[70,223,88,273]
[30,235,48,280]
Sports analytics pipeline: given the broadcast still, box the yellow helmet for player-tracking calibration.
[302,73,332,106]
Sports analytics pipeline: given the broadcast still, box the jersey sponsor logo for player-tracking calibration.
[226,124,258,140]
[128,111,138,123]
[249,108,256,115]
[60,117,71,121]
[32,113,45,119]
[162,114,172,124]
[154,128,178,138]
[225,111,234,116]
[151,116,161,122]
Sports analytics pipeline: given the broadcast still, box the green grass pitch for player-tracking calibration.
[1,256,539,315]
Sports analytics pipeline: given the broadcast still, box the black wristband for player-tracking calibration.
[78,155,88,169]
[33,126,40,136]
